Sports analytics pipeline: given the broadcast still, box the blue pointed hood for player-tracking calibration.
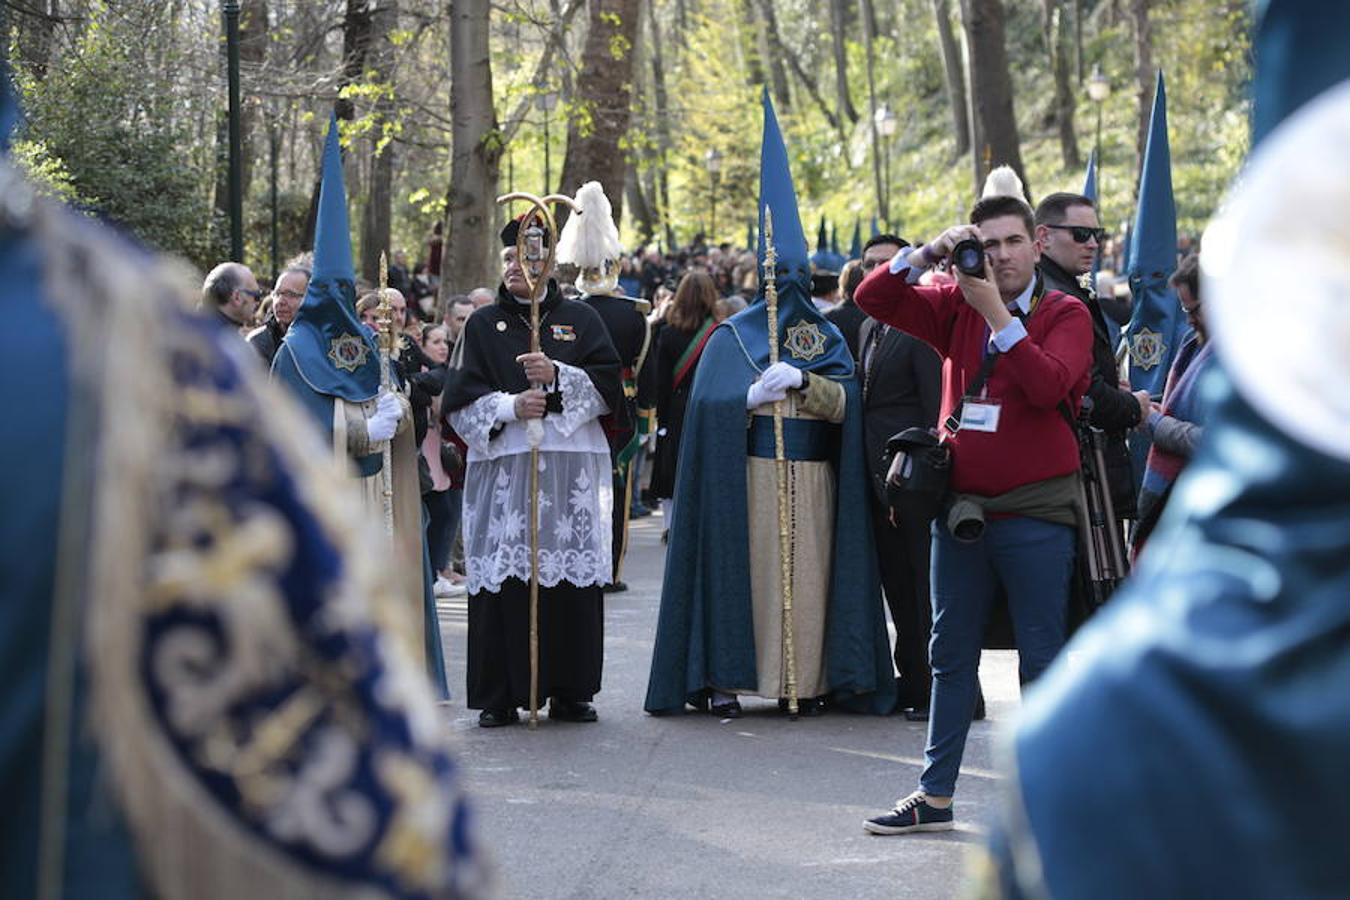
[274,114,380,402]
[1124,72,1187,400]
[1,56,19,154]
[848,220,862,260]
[730,90,852,377]
[1082,149,1098,202]
[1252,0,1350,147]
[810,215,834,272]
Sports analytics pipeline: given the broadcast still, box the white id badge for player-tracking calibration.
[960,400,1002,433]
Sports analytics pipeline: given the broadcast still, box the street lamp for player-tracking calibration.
[705,148,722,245]
[538,90,559,193]
[223,0,243,262]
[1088,64,1110,171]
[874,104,897,227]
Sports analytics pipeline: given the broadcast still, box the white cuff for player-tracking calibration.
[990,317,1028,352]
[888,245,927,284]
[495,392,518,424]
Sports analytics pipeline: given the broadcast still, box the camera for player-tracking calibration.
[950,238,987,277]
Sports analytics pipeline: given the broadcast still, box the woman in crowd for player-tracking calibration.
[412,324,465,595]
[1132,253,1215,553]
[652,271,720,534]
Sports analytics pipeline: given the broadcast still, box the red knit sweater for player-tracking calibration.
[855,267,1093,497]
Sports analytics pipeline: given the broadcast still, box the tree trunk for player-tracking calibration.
[958,0,1028,199]
[303,0,373,250]
[1130,0,1154,193]
[932,0,971,158]
[1042,0,1081,171]
[238,0,268,212]
[443,0,502,301]
[556,0,642,231]
[754,0,792,112]
[360,0,396,284]
[646,0,677,250]
[828,0,859,125]
[13,0,59,80]
[859,0,887,224]
[1074,0,1084,83]
[739,0,765,87]
[624,158,657,247]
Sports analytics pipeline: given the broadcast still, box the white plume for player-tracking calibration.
[556,181,623,268]
[981,165,1025,200]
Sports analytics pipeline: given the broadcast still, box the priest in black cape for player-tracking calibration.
[443,213,623,727]
[643,92,895,717]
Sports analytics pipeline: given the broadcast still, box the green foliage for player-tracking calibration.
[12,4,226,269]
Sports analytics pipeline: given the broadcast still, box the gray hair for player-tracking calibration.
[202,262,248,308]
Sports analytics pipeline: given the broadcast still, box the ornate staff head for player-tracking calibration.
[496,192,582,303]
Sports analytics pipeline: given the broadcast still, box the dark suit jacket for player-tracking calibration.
[824,300,868,361]
[858,317,942,504]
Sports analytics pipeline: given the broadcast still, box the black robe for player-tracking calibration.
[443,281,623,710]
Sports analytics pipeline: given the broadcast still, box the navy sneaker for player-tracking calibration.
[863,792,955,835]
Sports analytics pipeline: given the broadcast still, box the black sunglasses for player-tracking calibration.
[237,287,264,300]
[1043,223,1106,244]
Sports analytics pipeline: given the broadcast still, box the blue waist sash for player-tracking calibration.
[747,416,835,462]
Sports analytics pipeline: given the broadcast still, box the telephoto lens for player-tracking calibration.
[950,238,986,277]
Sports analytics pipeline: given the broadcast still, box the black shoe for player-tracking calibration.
[478,708,519,728]
[548,699,598,723]
[903,707,930,722]
[603,580,628,594]
[710,699,742,719]
[777,697,826,716]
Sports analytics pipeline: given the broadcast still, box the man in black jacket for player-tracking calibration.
[248,265,308,366]
[1034,193,1148,519]
[855,234,942,718]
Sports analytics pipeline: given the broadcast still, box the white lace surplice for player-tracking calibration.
[449,362,613,595]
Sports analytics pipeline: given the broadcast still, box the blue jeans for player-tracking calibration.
[920,515,1075,797]
[425,487,462,574]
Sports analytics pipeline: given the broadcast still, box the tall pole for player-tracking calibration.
[224,0,244,262]
[543,108,551,194]
[709,171,717,244]
[269,120,280,281]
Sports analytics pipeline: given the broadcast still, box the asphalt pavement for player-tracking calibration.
[436,510,1021,899]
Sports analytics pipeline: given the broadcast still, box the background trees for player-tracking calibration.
[5,0,1251,285]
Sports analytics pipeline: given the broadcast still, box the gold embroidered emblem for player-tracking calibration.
[1129,327,1166,370]
[783,320,828,362]
[327,333,370,372]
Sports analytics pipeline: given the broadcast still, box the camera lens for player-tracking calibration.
[950,238,986,277]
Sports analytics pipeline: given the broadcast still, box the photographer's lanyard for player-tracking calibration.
[955,276,1047,433]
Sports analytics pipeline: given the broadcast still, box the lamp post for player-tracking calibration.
[874,104,897,228]
[1088,64,1111,172]
[538,90,559,193]
[223,0,243,262]
[705,148,722,245]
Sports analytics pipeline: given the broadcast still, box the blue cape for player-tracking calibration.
[1003,369,1350,897]
[643,90,894,715]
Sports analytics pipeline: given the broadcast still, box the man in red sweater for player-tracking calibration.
[854,194,1092,835]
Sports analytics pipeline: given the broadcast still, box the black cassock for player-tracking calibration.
[444,282,623,711]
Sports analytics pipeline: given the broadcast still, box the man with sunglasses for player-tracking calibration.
[200,261,262,334]
[1035,193,1147,522]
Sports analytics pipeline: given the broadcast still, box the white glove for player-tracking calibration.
[761,361,804,393]
[746,379,788,410]
[366,391,404,443]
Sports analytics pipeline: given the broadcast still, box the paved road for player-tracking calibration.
[437,512,1020,899]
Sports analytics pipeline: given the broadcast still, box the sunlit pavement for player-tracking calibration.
[437,511,1021,899]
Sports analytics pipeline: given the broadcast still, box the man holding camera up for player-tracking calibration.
[854,193,1092,834]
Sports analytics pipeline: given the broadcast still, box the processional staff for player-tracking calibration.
[763,209,799,719]
[375,251,396,538]
[495,191,581,730]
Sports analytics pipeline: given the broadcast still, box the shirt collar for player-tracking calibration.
[1007,277,1035,316]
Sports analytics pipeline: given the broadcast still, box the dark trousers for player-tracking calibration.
[869,495,933,710]
[466,577,604,711]
[610,453,631,581]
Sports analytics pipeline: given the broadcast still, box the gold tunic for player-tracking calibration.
[742,374,847,699]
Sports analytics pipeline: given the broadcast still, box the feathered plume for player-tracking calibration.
[981,165,1025,200]
[557,181,623,268]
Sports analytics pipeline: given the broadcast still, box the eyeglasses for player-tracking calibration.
[237,288,264,300]
[274,289,306,301]
[1043,224,1106,244]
